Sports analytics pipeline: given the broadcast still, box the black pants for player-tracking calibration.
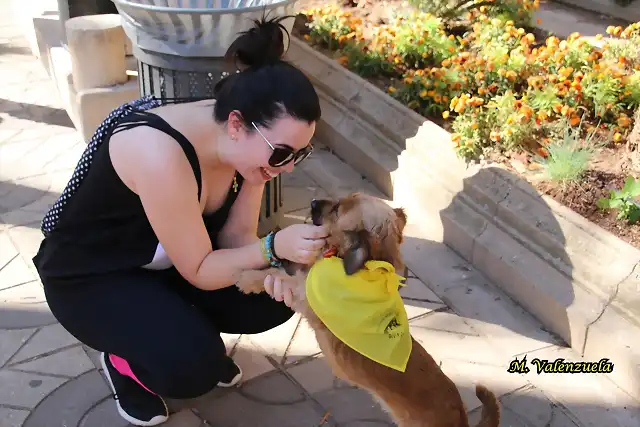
[43,267,293,399]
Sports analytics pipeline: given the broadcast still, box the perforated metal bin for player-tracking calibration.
[112,0,298,236]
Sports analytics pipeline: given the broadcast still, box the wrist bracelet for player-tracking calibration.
[262,231,282,268]
[268,230,282,262]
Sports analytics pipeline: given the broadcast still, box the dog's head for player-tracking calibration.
[310,193,407,275]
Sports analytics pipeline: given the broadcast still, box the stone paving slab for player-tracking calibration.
[1,2,639,426]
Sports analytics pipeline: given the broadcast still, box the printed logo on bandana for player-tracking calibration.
[384,316,404,339]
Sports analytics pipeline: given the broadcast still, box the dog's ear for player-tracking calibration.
[393,208,407,243]
[342,229,371,275]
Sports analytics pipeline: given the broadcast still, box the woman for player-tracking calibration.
[32,16,327,426]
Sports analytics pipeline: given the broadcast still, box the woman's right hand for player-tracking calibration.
[273,224,328,265]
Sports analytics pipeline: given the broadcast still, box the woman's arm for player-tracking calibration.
[217,180,265,249]
[113,128,269,291]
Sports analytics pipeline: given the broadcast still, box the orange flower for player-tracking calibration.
[536,147,549,158]
[618,115,631,128]
[569,114,581,126]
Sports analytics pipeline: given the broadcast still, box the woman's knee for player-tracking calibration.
[144,339,227,399]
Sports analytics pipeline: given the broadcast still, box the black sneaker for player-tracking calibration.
[100,352,169,426]
[217,355,243,388]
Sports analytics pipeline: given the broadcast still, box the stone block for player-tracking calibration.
[22,370,111,427]
[195,371,323,426]
[287,357,336,394]
[0,328,35,367]
[12,346,94,377]
[0,407,30,427]
[65,14,127,92]
[314,90,399,198]
[0,369,66,408]
[467,385,582,427]
[284,318,321,364]
[9,323,78,364]
[246,313,300,365]
[581,304,640,401]
[523,345,640,427]
[231,336,276,383]
[472,222,604,351]
[400,277,447,320]
[409,311,505,367]
[76,78,139,142]
[313,386,393,425]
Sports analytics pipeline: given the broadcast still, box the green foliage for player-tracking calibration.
[597,176,640,224]
[536,119,600,184]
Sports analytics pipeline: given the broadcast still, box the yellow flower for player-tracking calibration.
[387,87,396,93]
[442,111,450,119]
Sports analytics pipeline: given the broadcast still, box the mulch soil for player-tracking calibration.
[290,0,640,248]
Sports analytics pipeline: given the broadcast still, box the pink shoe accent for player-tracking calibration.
[109,354,157,395]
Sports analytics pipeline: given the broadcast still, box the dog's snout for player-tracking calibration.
[311,199,318,211]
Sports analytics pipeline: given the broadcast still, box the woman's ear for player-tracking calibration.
[227,110,245,139]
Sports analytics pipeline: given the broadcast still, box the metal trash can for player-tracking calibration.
[112,0,298,237]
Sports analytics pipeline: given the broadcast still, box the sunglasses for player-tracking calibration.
[251,122,313,168]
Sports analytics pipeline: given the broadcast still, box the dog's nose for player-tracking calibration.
[311,199,317,210]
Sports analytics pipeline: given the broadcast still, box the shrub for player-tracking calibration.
[301,3,640,160]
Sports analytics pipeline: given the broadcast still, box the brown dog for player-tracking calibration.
[235,192,500,427]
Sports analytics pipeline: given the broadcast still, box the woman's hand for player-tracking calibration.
[273,224,328,265]
[264,274,295,307]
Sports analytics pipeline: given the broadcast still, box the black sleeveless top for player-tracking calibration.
[32,96,244,280]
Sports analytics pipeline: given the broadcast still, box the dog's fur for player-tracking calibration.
[234,193,500,427]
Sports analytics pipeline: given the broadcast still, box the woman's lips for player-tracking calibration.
[260,167,278,180]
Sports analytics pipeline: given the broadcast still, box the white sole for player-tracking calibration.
[100,353,169,427]
[217,363,243,388]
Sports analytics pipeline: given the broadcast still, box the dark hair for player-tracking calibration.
[213,15,321,128]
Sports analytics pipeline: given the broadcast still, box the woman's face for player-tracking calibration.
[229,113,316,184]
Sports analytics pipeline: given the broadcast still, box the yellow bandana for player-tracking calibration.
[306,256,411,372]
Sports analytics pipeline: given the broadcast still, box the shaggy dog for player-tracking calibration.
[234,192,500,427]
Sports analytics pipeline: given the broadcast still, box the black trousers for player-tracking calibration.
[43,267,294,399]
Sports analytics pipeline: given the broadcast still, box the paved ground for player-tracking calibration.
[2,3,640,427]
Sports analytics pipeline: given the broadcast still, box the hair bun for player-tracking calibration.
[225,15,293,69]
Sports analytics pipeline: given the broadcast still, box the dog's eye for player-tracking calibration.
[330,204,339,214]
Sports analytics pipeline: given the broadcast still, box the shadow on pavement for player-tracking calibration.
[0,179,59,217]
[0,98,74,128]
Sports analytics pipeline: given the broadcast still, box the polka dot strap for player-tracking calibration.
[40,96,162,236]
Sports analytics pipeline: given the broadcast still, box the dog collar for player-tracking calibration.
[323,246,338,258]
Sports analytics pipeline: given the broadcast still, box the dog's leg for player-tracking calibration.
[234,268,283,294]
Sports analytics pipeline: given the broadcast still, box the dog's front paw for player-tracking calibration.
[235,268,281,294]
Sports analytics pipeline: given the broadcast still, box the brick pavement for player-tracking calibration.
[1,3,640,427]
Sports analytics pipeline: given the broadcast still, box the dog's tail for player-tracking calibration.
[472,384,500,427]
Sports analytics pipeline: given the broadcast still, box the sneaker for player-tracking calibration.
[217,356,243,388]
[100,352,169,426]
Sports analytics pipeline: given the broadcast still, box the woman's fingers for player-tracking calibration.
[302,238,327,251]
[273,277,285,302]
[283,287,293,307]
[264,275,274,297]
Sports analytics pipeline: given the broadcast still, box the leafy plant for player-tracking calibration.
[597,176,640,224]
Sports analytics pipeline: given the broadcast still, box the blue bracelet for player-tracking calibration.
[265,231,282,268]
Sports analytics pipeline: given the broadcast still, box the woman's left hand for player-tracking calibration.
[264,274,294,307]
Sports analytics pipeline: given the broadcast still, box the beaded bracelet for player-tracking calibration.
[261,231,282,268]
